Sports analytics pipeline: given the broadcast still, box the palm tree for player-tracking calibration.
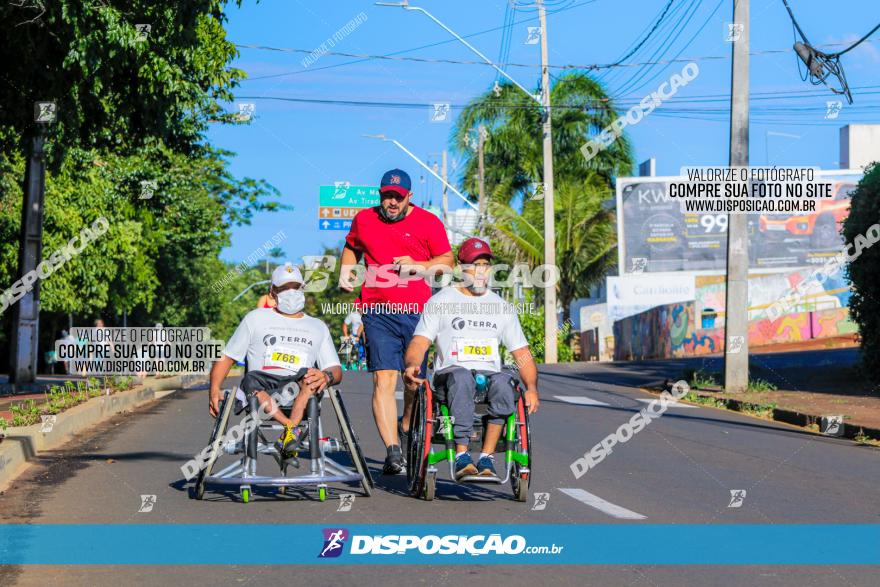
[488,174,617,323]
[452,72,633,201]
[451,72,633,318]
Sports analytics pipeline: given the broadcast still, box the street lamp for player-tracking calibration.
[364,134,478,212]
[375,0,559,362]
[232,279,270,302]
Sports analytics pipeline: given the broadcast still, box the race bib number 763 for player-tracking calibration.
[455,338,498,363]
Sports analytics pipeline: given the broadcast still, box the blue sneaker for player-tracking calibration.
[454,453,478,479]
[476,455,497,477]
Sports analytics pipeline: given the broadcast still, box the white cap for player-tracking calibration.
[271,262,303,287]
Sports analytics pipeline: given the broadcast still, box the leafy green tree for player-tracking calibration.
[451,73,632,320]
[488,174,616,323]
[842,163,880,383]
[0,0,244,159]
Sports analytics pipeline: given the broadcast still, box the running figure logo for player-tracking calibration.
[318,528,349,558]
[727,489,746,508]
[532,492,550,511]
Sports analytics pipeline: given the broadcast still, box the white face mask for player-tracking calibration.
[276,289,305,314]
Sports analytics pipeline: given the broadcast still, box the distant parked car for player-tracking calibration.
[758,182,855,250]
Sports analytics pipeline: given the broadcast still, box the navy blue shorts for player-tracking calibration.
[362,311,427,376]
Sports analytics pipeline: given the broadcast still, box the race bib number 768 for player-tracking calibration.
[263,347,307,370]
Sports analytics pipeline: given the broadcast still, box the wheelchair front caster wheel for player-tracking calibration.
[513,474,529,502]
[318,486,327,502]
[423,471,436,501]
[240,486,251,503]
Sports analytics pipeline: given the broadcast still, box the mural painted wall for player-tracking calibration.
[614,304,857,361]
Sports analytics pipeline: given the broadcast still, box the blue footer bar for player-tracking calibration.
[1,524,878,565]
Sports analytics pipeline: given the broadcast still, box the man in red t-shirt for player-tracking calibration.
[340,168,453,475]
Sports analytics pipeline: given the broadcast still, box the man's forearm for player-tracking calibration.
[519,362,538,391]
[210,357,233,391]
[512,349,539,391]
[415,253,454,272]
[404,340,430,369]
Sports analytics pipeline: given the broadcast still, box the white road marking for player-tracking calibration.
[558,488,647,520]
[635,398,698,408]
[553,395,609,407]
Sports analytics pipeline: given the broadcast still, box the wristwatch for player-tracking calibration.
[322,369,334,386]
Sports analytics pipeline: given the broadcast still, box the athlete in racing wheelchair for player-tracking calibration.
[194,263,372,502]
[403,238,539,501]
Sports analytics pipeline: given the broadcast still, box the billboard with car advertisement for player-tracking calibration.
[616,170,863,274]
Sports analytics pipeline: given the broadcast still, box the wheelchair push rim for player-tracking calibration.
[406,382,433,498]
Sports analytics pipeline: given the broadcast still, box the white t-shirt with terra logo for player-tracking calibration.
[415,287,529,374]
[224,309,341,376]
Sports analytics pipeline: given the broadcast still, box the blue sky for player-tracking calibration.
[210,0,880,264]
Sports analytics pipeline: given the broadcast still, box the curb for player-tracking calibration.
[0,373,206,492]
[642,382,880,443]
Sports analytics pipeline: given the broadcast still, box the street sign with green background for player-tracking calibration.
[318,185,379,208]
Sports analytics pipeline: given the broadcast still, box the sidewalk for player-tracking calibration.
[682,362,880,437]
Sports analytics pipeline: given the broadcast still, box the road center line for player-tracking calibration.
[554,395,610,406]
[558,488,648,520]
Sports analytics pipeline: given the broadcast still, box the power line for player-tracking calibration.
[231,92,880,112]
[832,22,880,57]
[614,0,702,96]
[599,0,693,87]
[235,39,872,75]
[618,0,725,97]
[605,0,675,68]
[241,0,598,81]
[779,0,879,103]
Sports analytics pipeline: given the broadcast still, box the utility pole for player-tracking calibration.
[441,150,448,225]
[538,0,558,363]
[376,1,558,360]
[724,0,750,392]
[10,126,48,388]
[477,125,487,236]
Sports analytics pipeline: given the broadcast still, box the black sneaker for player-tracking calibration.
[382,444,406,475]
[398,416,410,451]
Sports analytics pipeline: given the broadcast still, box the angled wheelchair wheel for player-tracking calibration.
[510,389,532,503]
[423,470,436,501]
[328,387,374,496]
[195,389,235,500]
[407,383,433,498]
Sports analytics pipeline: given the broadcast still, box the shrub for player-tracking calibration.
[842,163,880,383]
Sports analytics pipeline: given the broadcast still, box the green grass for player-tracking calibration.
[746,378,778,393]
[684,368,719,389]
[681,391,776,419]
[6,376,140,428]
[682,392,725,409]
[854,429,880,446]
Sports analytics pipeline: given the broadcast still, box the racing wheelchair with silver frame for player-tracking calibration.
[406,368,532,501]
[194,369,373,503]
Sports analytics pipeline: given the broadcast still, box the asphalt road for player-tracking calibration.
[1,362,878,586]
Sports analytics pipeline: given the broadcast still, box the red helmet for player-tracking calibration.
[457,238,493,263]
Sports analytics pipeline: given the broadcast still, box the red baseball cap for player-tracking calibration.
[458,237,493,263]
